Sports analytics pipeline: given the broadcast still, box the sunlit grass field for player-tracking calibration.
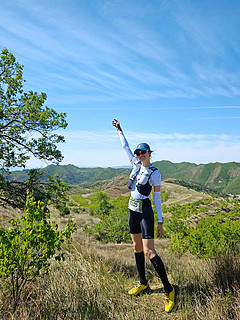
[1,240,240,319]
[1,182,240,319]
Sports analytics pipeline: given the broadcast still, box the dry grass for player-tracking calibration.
[160,182,212,206]
[1,238,240,320]
[0,184,239,319]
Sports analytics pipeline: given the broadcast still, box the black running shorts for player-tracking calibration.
[128,200,154,239]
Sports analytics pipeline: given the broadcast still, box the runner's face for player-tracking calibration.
[136,150,150,162]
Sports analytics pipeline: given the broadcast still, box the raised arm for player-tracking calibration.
[112,119,136,163]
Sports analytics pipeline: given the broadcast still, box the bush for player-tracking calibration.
[187,218,240,258]
[89,191,113,218]
[169,232,188,255]
[67,201,78,207]
[85,195,131,243]
[57,205,71,216]
[0,192,76,312]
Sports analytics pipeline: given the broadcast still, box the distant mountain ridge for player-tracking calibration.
[8,161,240,194]
[154,160,240,194]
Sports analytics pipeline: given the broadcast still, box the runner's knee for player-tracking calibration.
[144,248,156,260]
[133,243,143,252]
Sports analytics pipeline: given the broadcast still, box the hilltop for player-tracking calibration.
[7,160,240,194]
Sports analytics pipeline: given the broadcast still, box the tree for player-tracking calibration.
[0,169,70,209]
[0,48,68,208]
[0,48,67,168]
[0,192,76,312]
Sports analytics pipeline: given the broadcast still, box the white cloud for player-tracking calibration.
[23,129,240,168]
[1,0,240,102]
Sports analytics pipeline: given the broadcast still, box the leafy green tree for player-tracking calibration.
[0,48,68,208]
[0,192,76,312]
[0,48,67,168]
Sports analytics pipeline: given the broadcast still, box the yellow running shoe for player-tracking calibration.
[128,282,150,296]
[164,285,177,313]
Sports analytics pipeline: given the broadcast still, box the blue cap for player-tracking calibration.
[134,143,150,154]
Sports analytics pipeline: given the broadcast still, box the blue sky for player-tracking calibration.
[1,0,240,168]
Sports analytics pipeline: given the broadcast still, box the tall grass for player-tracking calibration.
[1,242,240,319]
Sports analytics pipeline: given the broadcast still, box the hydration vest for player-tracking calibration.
[128,164,157,196]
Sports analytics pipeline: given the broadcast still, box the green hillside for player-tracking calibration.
[8,164,131,187]
[153,160,197,178]
[7,161,240,194]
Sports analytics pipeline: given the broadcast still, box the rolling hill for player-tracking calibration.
[6,160,240,194]
[154,160,240,194]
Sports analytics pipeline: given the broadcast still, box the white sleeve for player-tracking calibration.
[150,170,161,186]
[154,191,163,223]
[119,131,137,164]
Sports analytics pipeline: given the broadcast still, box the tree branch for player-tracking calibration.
[1,134,39,156]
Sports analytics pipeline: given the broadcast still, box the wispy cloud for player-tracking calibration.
[2,0,239,102]
[1,0,240,169]
[24,128,240,168]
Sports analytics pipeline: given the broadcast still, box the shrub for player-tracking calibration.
[0,192,76,312]
[67,201,78,207]
[187,218,240,258]
[85,195,130,243]
[58,205,71,216]
[169,232,188,255]
[89,191,113,218]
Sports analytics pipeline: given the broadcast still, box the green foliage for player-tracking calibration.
[71,194,89,207]
[67,201,78,207]
[85,194,131,243]
[72,207,81,213]
[0,168,71,215]
[57,205,71,216]
[186,217,240,258]
[168,199,240,258]
[164,213,188,238]
[0,48,67,169]
[85,189,240,259]
[0,48,69,210]
[169,232,188,255]
[161,190,171,202]
[0,192,76,312]
[89,191,113,218]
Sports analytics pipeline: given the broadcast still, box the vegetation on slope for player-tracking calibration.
[8,160,240,194]
[0,181,240,319]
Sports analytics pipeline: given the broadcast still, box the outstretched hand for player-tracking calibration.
[112,119,122,132]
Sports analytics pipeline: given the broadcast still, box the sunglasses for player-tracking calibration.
[135,150,148,156]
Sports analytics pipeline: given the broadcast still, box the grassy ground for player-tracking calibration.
[1,240,240,319]
[0,182,240,319]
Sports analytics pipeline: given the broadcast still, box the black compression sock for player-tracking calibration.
[135,251,148,286]
[150,254,172,292]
